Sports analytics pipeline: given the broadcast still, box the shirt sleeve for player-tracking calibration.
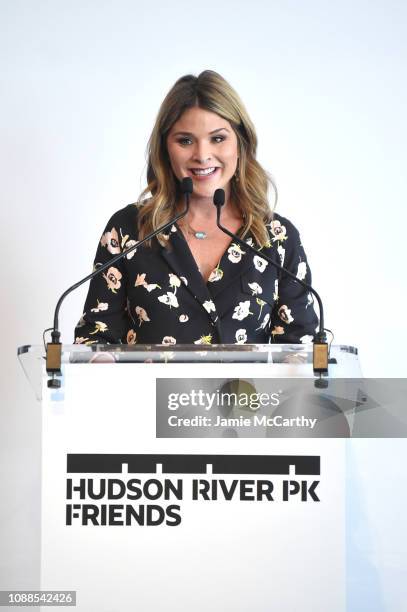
[74,205,137,345]
[268,215,319,344]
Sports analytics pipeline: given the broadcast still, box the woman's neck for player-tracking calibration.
[180,192,240,225]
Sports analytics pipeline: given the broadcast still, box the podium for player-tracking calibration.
[17,344,406,611]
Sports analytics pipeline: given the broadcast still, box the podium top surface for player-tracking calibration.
[18,342,358,363]
[17,344,360,400]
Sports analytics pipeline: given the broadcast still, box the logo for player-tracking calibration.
[66,454,321,527]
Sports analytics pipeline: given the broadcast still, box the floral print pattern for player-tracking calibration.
[253,256,268,273]
[256,313,270,331]
[135,273,161,292]
[100,227,121,254]
[90,301,109,313]
[169,273,181,292]
[269,220,287,242]
[232,300,253,321]
[89,321,108,335]
[135,306,150,326]
[277,245,285,266]
[228,243,245,263]
[278,305,294,324]
[273,279,279,302]
[271,325,285,338]
[162,336,176,345]
[208,267,223,282]
[202,300,215,313]
[75,204,318,346]
[127,329,137,344]
[194,334,213,345]
[297,261,307,280]
[235,328,248,344]
[158,292,179,308]
[248,282,262,295]
[124,240,138,259]
[103,267,122,293]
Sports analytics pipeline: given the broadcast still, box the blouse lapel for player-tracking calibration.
[207,235,280,319]
[207,236,255,298]
[160,227,274,338]
[160,225,220,329]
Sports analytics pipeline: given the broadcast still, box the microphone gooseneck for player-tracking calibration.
[213,188,329,379]
[45,177,193,387]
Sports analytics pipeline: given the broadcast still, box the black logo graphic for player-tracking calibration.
[67,454,320,476]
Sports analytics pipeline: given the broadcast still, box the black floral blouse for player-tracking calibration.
[74,204,318,346]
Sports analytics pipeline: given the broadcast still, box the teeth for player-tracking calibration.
[191,167,216,176]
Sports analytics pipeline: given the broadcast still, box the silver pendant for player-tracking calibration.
[194,231,207,239]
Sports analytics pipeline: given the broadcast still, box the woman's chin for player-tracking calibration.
[192,187,217,200]
[192,180,230,200]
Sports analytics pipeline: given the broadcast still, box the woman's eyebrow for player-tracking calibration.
[210,127,230,134]
[171,127,230,137]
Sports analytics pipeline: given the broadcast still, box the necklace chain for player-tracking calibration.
[188,226,209,240]
[182,222,213,240]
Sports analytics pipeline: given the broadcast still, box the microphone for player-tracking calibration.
[46,177,193,388]
[213,188,329,381]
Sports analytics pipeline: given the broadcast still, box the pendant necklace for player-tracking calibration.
[185,225,212,240]
[190,227,207,240]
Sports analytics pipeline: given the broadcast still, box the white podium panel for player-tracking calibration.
[41,362,346,612]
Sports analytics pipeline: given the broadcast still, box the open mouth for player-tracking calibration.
[189,167,218,177]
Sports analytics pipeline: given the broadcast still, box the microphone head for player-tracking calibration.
[180,177,193,195]
[213,189,225,208]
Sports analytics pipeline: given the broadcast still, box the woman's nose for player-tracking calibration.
[192,141,212,164]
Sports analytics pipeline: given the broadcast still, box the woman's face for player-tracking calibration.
[166,106,239,200]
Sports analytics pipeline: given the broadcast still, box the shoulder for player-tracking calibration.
[269,212,301,237]
[266,212,302,245]
[96,203,141,255]
[101,203,141,241]
[104,202,140,228]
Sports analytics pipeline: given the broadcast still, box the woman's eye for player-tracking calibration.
[176,135,225,145]
[178,137,192,146]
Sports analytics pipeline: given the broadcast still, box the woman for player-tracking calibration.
[75,70,318,346]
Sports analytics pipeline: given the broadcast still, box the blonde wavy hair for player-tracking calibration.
[137,70,277,247]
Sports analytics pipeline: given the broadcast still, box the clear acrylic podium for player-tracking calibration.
[19,342,361,400]
[17,343,406,611]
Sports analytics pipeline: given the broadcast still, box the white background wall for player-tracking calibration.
[1,0,406,591]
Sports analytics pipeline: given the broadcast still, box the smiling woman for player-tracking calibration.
[74,70,318,347]
[166,108,239,198]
